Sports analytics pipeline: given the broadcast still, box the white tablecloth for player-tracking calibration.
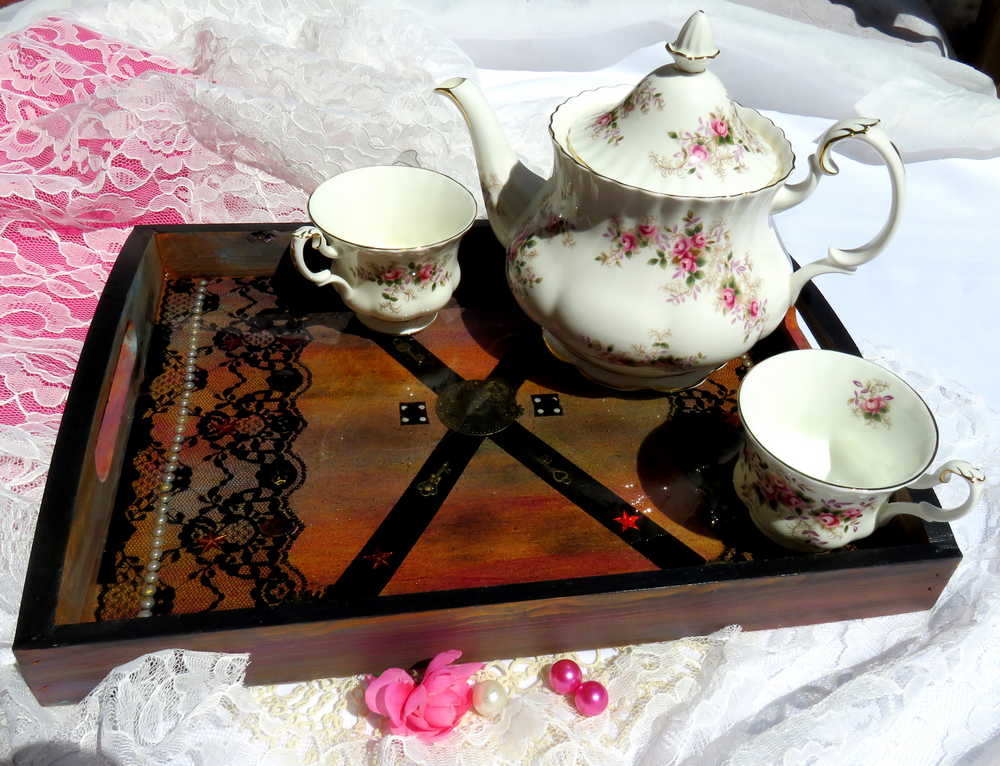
[0,1,997,764]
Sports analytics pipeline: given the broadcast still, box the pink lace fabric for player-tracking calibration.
[0,18,190,435]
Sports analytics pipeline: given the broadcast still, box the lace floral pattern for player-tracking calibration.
[0,5,998,766]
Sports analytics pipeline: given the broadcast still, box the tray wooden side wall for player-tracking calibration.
[14,224,962,705]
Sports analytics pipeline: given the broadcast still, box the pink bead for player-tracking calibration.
[574,680,608,717]
[548,659,582,694]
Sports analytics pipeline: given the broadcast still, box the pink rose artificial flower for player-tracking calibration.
[672,237,691,257]
[637,224,657,238]
[596,112,612,126]
[365,650,485,742]
[721,287,737,309]
[689,143,709,163]
[862,396,885,414]
[710,119,729,137]
[817,512,839,528]
[620,232,637,252]
[417,264,436,282]
[843,508,863,519]
[689,232,706,249]
[679,254,698,273]
[748,300,760,318]
[382,267,405,282]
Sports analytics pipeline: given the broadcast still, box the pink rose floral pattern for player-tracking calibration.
[849,379,894,426]
[739,446,879,548]
[590,82,666,145]
[597,210,767,344]
[353,260,452,314]
[507,206,576,298]
[582,329,707,371]
[649,106,767,181]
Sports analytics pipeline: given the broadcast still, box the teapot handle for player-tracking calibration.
[772,118,905,304]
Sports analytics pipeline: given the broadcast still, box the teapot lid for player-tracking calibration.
[565,12,784,197]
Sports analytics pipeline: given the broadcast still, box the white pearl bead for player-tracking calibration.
[138,609,152,618]
[472,680,507,717]
[144,572,159,584]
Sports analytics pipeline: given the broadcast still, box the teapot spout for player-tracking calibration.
[436,77,544,249]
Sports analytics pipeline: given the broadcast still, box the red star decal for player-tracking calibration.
[363,551,393,569]
[195,532,226,552]
[613,511,641,532]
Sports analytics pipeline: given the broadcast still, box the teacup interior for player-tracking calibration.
[739,350,937,489]
[309,166,477,249]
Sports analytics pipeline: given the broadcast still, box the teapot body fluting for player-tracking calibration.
[506,101,793,389]
[436,12,905,390]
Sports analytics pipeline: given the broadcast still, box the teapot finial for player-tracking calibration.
[667,10,719,73]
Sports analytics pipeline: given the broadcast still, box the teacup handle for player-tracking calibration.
[291,225,351,290]
[878,460,986,525]
[773,118,906,304]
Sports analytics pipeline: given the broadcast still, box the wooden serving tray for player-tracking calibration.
[15,223,961,705]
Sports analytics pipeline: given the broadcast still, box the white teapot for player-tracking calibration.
[437,11,904,390]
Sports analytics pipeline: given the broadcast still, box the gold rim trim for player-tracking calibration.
[550,84,796,201]
[307,165,477,253]
[666,42,720,60]
[816,118,880,176]
[737,349,940,494]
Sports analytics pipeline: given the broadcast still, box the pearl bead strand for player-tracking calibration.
[137,279,208,618]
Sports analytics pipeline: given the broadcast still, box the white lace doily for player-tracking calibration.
[0,2,997,764]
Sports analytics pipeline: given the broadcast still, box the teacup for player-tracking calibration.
[734,349,985,551]
[291,165,476,334]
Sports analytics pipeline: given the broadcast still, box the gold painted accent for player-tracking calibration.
[417,462,451,497]
[817,119,880,176]
[565,133,595,171]
[539,455,572,485]
[940,466,986,484]
[434,79,472,128]
[393,338,426,365]
[666,42,720,60]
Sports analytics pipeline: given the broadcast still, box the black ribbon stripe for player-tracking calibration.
[359,320,463,394]
[326,430,485,600]
[492,424,703,569]
[330,328,705,597]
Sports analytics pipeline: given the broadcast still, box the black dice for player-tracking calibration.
[530,394,563,417]
[399,402,429,425]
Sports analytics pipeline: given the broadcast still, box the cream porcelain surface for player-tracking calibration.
[292,165,476,335]
[734,350,985,551]
[437,11,906,390]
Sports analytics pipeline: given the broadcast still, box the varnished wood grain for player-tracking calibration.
[15,223,963,706]
[19,552,958,705]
